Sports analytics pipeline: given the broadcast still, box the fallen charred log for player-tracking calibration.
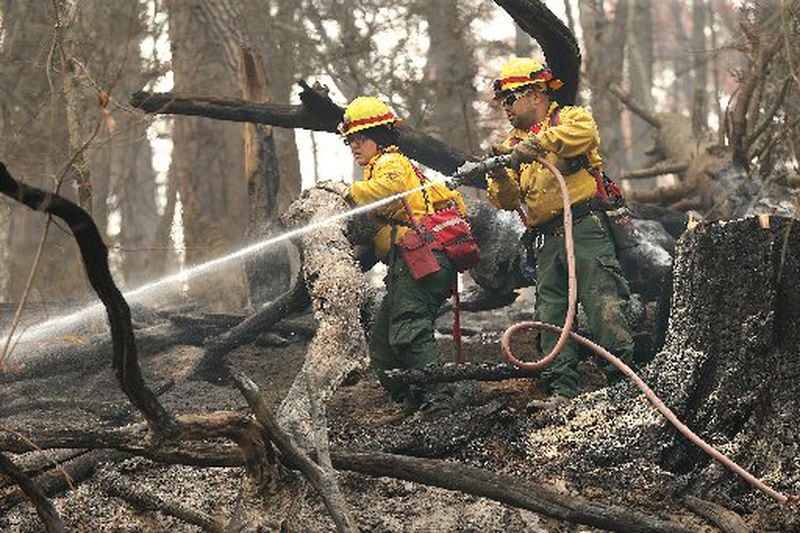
[330,450,690,533]
[99,471,223,532]
[0,453,65,533]
[189,281,310,382]
[0,450,124,516]
[382,361,538,386]
[131,85,467,176]
[0,320,226,385]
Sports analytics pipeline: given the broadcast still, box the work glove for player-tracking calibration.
[509,137,547,167]
[315,180,351,198]
[490,143,512,157]
[485,144,513,182]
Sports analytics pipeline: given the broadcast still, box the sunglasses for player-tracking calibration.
[343,133,369,146]
[499,88,533,107]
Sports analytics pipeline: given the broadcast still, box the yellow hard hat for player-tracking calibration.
[493,57,564,98]
[338,96,400,136]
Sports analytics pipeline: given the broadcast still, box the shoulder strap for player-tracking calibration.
[410,163,433,214]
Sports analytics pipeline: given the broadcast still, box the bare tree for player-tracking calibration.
[414,0,481,154]
[578,0,630,174]
[78,0,163,288]
[627,0,654,168]
[165,0,249,309]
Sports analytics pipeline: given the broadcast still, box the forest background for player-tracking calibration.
[0,0,797,325]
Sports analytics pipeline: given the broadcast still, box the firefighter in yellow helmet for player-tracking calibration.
[322,96,468,414]
[488,58,634,401]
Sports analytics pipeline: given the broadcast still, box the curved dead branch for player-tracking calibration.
[232,368,360,533]
[495,0,582,105]
[330,451,691,533]
[0,162,175,435]
[191,280,311,381]
[131,84,470,175]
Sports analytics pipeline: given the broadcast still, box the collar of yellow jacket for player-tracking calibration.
[365,145,401,174]
[529,101,560,135]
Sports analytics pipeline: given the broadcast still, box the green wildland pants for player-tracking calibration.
[535,212,635,397]
[370,248,455,406]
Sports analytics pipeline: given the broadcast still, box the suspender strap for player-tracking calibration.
[451,278,464,363]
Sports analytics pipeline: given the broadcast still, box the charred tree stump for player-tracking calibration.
[513,217,799,528]
[277,190,371,444]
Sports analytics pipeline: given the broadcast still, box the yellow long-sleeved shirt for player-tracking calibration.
[487,103,602,227]
[348,146,467,262]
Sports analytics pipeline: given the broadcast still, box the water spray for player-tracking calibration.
[1,175,462,357]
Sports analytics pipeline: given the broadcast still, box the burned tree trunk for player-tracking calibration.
[238,47,293,304]
[277,190,371,444]
[514,217,799,527]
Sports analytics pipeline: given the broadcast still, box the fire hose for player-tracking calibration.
[499,157,797,506]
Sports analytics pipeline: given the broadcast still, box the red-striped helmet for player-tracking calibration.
[338,96,400,136]
[493,57,564,99]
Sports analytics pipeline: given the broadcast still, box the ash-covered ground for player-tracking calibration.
[2,217,798,531]
[0,309,702,532]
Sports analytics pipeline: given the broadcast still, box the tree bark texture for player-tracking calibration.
[418,0,480,154]
[277,190,371,446]
[628,0,655,169]
[166,0,249,310]
[577,0,629,173]
[238,46,292,304]
[53,0,93,214]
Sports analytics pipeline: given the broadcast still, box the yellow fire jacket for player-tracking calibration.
[487,103,602,227]
[348,146,467,262]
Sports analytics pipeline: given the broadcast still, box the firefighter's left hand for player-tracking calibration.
[316,180,351,198]
[510,137,547,167]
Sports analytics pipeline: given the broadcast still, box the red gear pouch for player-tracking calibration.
[419,206,481,272]
[398,229,441,281]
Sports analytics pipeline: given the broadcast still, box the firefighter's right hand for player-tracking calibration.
[509,137,547,167]
[490,143,513,156]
